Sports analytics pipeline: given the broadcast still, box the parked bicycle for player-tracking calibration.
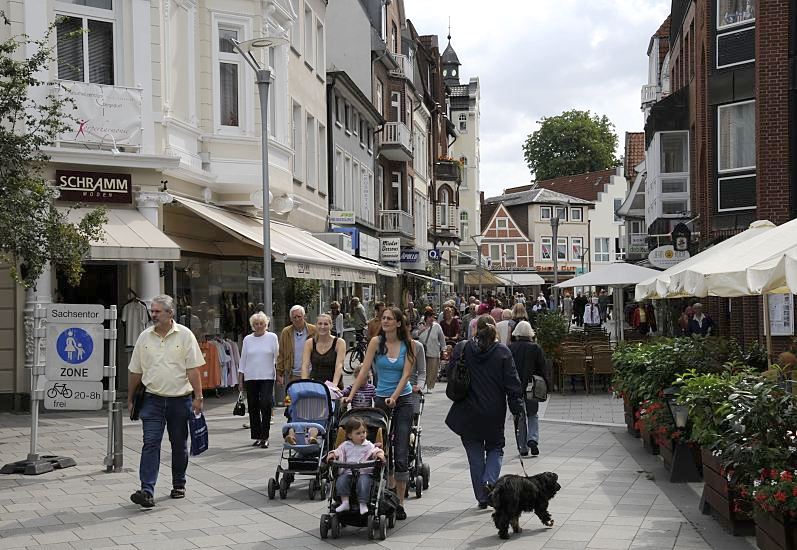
[343,331,368,374]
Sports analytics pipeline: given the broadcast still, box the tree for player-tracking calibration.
[0,14,106,288]
[522,109,620,181]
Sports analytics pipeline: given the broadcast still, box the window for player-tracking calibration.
[334,149,344,208]
[614,198,622,222]
[440,188,449,227]
[570,207,582,222]
[594,237,610,262]
[390,171,401,210]
[316,20,324,77]
[662,200,687,215]
[540,237,552,261]
[661,132,688,173]
[718,174,757,211]
[390,92,401,121]
[459,113,467,133]
[539,206,551,220]
[391,22,398,54]
[555,206,568,221]
[461,157,468,189]
[490,244,501,262]
[496,218,508,230]
[344,155,352,207]
[214,24,246,129]
[56,10,115,85]
[615,238,625,261]
[718,0,755,30]
[661,178,688,193]
[375,80,383,116]
[460,211,468,241]
[359,119,365,145]
[318,123,327,195]
[504,244,516,262]
[405,97,412,126]
[305,114,316,189]
[630,220,644,234]
[380,3,387,41]
[571,237,584,259]
[289,0,300,50]
[344,103,351,132]
[557,238,568,261]
[303,3,314,67]
[718,101,755,172]
[334,96,342,126]
[352,113,359,136]
[292,101,303,180]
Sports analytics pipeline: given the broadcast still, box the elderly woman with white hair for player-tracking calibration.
[238,312,279,448]
[508,321,549,457]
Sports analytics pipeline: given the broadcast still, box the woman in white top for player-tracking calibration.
[495,309,514,345]
[238,312,279,448]
[415,309,446,391]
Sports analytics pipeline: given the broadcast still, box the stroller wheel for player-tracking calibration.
[378,515,387,540]
[308,478,317,500]
[319,478,328,498]
[421,463,431,490]
[267,478,277,500]
[278,476,289,499]
[415,476,423,499]
[367,515,375,540]
[331,514,341,539]
[320,514,330,539]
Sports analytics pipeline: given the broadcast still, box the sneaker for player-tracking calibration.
[130,490,154,508]
[395,505,407,520]
[528,441,540,456]
[260,439,269,449]
[243,423,250,429]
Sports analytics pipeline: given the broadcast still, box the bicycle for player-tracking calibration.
[46,383,73,399]
[343,332,368,374]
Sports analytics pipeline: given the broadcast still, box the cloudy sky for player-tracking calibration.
[402,0,670,198]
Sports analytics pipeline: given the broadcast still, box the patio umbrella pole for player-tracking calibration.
[763,293,773,367]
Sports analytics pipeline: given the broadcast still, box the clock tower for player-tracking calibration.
[441,34,461,87]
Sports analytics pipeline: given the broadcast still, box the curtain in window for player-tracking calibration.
[220,63,239,126]
[57,16,84,82]
[720,102,755,170]
[88,20,113,84]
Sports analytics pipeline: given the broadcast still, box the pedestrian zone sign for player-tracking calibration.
[45,305,105,382]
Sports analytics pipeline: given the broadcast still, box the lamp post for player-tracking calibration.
[550,216,560,309]
[662,386,701,482]
[232,36,288,320]
[471,235,484,300]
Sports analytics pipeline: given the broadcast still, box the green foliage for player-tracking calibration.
[522,109,620,180]
[0,17,106,287]
[292,278,320,313]
[534,311,569,362]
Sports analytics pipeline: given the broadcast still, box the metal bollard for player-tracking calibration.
[111,401,123,472]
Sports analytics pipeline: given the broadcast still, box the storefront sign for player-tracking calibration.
[628,234,648,255]
[359,233,380,261]
[428,249,441,261]
[380,237,401,262]
[766,293,794,336]
[53,80,143,147]
[56,170,132,203]
[329,210,355,225]
[400,248,425,270]
[648,245,690,269]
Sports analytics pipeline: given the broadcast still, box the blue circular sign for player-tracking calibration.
[56,327,93,365]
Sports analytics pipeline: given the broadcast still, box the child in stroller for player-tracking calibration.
[320,407,399,540]
[326,416,385,514]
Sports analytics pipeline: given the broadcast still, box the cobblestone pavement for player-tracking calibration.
[0,384,757,550]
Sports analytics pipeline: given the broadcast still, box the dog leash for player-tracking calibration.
[518,457,530,477]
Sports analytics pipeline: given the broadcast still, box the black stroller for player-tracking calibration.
[268,380,337,500]
[320,407,399,540]
[406,391,430,498]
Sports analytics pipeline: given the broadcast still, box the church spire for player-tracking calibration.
[441,19,460,86]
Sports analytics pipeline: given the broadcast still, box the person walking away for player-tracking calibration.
[685,302,712,336]
[445,315,523,509]
[301,313,346,388]
[416,310,445,392]
[460,304,476,340]
[276,305,317,387]
[583,297,602,328]
[238,312,279,449]
[562,293,574,326]
[128,294,205,508]
[598,290,610,323]
[490,302,504,323]
[509,321,548,457]
[573,292,587,327]
[329,301,344,337]
[344,306,415,520]
[496,309,514,345]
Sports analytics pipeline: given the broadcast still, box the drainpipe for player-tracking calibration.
[325,78,335,219]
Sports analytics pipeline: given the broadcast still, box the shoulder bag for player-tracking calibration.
[445,341,470,402]
[526,374,548,402]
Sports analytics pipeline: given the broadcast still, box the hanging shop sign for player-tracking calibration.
[648,245,690,269]
[329,210,355,225]
[380,237,401,262]
[628,234,649,255]
[56,170,133,203]
[359,233,380,261]
[400,249,425,270]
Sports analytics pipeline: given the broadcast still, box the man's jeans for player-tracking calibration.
[461,437,504,505]
[139,394,192,495]
[515,399,540,453]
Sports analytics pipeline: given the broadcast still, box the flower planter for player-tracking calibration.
[700,448,754,536]
[657,436,701,483]
[639,425,659,455]
[755,509,797,550]
[623,395,640,438]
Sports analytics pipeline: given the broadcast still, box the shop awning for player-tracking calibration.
[172,196,377,284]
[494,272,545,286]
[554,262,660,288]
[357,258,400,278]
[403,270,454,287]
[464,270,512,286]
[59,207,180,261]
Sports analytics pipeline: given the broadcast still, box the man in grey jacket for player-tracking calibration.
[415,310,447,392]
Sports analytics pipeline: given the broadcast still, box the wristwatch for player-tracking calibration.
[194,395,203,400]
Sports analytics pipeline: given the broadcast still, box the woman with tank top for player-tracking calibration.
[344,305,415,521]
[301,314,346,389]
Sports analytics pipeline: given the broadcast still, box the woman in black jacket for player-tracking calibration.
[445,315,524,509]
[509,320,549,457]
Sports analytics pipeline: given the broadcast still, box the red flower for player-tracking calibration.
[775,491,787,503]
[756,493,767,502]
[781,470,793,482]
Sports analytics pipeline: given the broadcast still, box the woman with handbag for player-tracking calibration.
[509,321,549,457]
[238,312,279,448]
[415,309,446,392]
[445,315,523,509]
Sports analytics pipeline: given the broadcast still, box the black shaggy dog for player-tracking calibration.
[489,471,561,539]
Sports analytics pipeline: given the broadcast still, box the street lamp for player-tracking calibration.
[662,386,701,482]
[471,235,484,300]
[550,216,560,309]
[232,36,288,320]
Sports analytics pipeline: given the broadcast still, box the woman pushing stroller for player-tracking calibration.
[344,306,415,521]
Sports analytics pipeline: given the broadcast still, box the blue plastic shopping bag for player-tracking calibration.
[189,412,209,456]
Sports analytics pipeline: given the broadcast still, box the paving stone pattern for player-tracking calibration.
[0,383,754,549]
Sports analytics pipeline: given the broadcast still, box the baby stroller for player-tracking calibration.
[268,379,336,501]
[320,407,399,541]
[436,344,453,382]
[406,391,431,498]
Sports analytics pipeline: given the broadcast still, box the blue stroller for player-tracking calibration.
[267,379,337,500]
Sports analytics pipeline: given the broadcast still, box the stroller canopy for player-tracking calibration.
[286,379,335,424]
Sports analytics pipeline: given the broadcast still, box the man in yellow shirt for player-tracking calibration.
[128,294,205,508]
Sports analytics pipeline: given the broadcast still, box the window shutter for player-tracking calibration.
[57,17,84,82]
[449,205,456,229]
[88,20,114,85]
[435,205,442,227]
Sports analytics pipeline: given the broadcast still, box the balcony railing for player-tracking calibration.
[390,54,414,82]
[379,122,412,161]
[641,84,661,105]
[434,159,462,183]
[380,209,414,238]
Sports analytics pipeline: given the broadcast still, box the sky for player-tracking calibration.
[402,0,671,198]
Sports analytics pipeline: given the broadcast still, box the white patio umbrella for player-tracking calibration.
[634,220,775,301]
[747,247,797,295]
[555,262,661,341]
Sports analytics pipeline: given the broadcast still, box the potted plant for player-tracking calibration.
[534,311,569,387]
[636,399,665,454]
[752,468,797,550]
